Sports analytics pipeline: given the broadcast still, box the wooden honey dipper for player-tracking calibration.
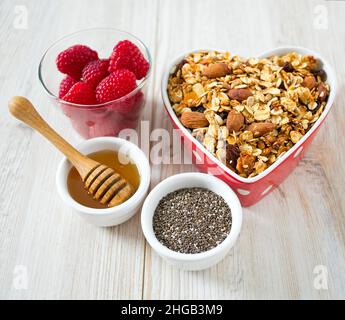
[8,96,134,208]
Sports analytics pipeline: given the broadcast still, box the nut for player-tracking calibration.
[247,122,276,137]
[180,111,209,129]
[317,82,328,102]
[227,88,252,102]
[226,110,244,132]
[301,75,317,89]
[202,63,231,78]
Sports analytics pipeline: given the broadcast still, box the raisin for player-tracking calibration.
[226,144,240,168]
[193,105,206,113]
[282,62,294,72]
[313,69,327,82]
[217,111,229,120]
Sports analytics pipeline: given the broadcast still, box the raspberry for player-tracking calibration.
[108,40,149,80]
[58,75,77,98]
[62,82,97,105]
[115,90,144,114]
[96,69,137,103]
[56,45,98,79]
[82,59,109,87]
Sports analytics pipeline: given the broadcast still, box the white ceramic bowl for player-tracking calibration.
[56,137,151,227]
[141,173,242,271]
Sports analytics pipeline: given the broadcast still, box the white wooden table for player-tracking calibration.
[0,0,344,300]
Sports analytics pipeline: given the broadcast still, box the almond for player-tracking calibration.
[202,63,231,78]
[180,112,209,129]
[226,110,244,132]
[227,88,252,102]
[301,75,317,89]
[247,122,275,137]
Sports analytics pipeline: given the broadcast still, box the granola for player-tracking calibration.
[167,50,330,178]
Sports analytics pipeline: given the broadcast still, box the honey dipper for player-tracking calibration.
[8,96,134,208]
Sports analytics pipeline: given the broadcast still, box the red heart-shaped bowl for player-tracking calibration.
[161,47,337,207]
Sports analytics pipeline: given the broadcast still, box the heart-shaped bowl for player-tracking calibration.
[161,47,337,207]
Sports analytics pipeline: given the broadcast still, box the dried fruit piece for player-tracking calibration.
[313,69,327,81]
[302,75,317,89]
[226,110,244,132]
[180,112,209,129]
[237,153,255,175]
[194,105,206,113]
[202,63,231,78]
[227,88,252,102]
[247,122,276,137]
[226,144,240,168]
[217,111,228,120]
[317,82,328,102]
[282,61,294,72]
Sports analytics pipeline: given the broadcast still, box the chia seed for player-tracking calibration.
[152,188,232,254]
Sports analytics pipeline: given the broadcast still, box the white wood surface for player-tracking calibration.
[0,0,344,300]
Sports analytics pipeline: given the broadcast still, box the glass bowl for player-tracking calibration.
[39,28,152,139]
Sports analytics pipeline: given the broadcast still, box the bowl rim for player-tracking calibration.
[56,137,151,215]
[141,172,242,261]
[161,46,337,184]
[38,27,152,109]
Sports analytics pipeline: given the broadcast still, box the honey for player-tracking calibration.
[67,150,140,209]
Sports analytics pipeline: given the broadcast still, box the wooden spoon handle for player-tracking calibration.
[8,96,98,178]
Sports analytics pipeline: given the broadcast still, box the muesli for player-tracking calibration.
[167,50,330,178]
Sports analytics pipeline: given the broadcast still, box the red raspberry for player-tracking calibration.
[82,59,109,87]
[62,82,97,105]
[115,91,144,114]
[96,69,137,103]
[58,75,77,98]
[56,45,98,79]
[108,40,149,80]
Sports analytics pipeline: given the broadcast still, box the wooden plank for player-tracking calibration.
[142,0,345,300]
[0,0,158,300]
[0,0,344,300]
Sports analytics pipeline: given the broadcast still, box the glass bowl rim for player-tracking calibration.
[38,27,152,109]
